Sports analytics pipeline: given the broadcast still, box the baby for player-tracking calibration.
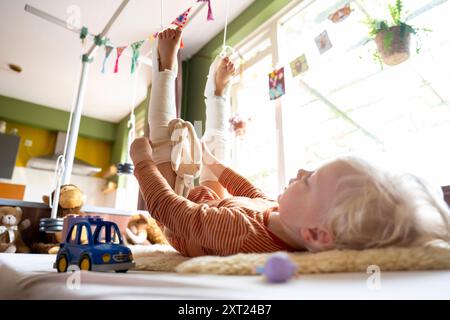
[131,28,450,257]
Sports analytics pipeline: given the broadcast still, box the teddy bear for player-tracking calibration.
[0,206,31,253]
[32,184,85,254]
[125,213,169,245]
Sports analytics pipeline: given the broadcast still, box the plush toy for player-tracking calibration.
[256,252,297,283]
[42,184,85,217]
[32,184,85,254]
[125,213,169,245]
[0,206,31,253]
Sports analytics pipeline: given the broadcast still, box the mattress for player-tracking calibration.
[1,253,450,299]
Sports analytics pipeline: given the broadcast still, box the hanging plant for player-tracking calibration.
[364,0,429,66]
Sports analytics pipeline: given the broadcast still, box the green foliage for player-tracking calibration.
[388,0,403,25]
[364,19,388,38]
[364,0,414,39]
[362,0,430,66]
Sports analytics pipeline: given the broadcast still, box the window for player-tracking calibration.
[231,0,450,194]
[231,54,280,197]
[95,224,121,244]
[69,225,78,244]
[96,225,108,244]
[79,225,89,245]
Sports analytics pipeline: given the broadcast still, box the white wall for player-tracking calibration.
[0,166,116,207]
[114,175,140,212]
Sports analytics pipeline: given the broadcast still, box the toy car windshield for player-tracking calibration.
[93,223,123,245]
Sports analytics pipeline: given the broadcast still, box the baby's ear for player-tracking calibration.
[300,227,334,251]
[317,228,334,249]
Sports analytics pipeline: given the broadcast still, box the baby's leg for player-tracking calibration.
[200,57,235,198]
[148,28,182,190]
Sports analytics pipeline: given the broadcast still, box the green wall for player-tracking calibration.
[0,91,150,172]
[182,0,293,124]
[0,95,116,141]
[111,86,151,188]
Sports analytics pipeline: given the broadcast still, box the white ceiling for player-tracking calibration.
[0,0,254,122]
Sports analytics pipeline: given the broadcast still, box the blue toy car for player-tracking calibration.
[54,216,135,273]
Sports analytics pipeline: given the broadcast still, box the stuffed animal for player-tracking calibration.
[0,206,31,253]
[125,213,169,245]
[42,184,85,217]
[32,184,85,254]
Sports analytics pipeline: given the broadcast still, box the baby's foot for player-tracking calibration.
[158,27,182,72]
[215,57,235,97]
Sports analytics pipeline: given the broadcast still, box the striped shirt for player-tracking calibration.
[134,160,296,257]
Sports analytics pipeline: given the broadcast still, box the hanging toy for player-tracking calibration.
[114,46,127,73]
[197,0,214,21]
[256,252,297,283]
[101,46,114,74]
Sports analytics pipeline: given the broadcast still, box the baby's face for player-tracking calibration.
[277,160,355,232]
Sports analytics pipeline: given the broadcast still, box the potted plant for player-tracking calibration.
[365,0,427,66]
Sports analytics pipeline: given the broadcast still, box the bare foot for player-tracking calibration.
[158,27,182,72]
[215,57,236,96]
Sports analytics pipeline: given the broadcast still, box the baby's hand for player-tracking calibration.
[130,137,154,166]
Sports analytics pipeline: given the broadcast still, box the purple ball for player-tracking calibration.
[261,253,297,283]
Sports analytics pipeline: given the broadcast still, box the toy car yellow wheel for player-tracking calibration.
[56,255,68,273]
[79,255,92,271]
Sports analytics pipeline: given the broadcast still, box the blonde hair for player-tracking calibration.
[325,157,450,249]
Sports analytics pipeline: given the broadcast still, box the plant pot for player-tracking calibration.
[375,25,411,66]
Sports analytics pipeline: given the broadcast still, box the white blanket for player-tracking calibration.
[1,253,450,299]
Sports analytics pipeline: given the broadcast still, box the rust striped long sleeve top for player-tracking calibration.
[134,160,296,257]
